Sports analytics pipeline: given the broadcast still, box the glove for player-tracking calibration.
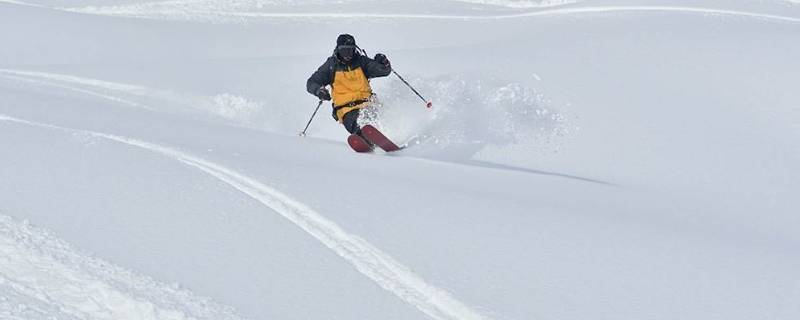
[374,53,391,69]
[315,87,331,101]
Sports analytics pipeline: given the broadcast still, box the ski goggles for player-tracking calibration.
[336,45,356,60]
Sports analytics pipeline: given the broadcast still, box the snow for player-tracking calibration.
[1,0,799,319]
[6,0,800,23]
[1,114,486,320]
[0,214,243,320]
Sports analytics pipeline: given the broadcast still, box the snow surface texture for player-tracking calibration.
[0,213,243,320]
[1,0,799,319]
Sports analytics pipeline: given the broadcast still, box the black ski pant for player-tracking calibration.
[341,109,361,134]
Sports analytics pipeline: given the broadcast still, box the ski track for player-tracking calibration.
[0,69,269,126]
[0,69,199,113]
[2,0,797,24]
[0,114,489,320]
[0,70,146,93]
[0,71,155,111]
[0,214,245,320]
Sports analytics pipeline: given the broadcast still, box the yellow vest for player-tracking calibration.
[332,66,372,121]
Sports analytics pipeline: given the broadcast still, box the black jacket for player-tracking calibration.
[306,53,391,95]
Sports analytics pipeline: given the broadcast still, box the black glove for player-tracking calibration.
[315,87,331,101]
[374,53,391,69]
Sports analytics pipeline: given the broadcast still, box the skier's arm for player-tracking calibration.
[306,58,334,95]
[363,54,391,79]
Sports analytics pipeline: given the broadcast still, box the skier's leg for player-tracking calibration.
[342,109,376,148]
[341,109,361,134]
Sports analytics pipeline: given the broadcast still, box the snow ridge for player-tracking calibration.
[0,115,489,320]
[56,3,800,24]
[74,8,800,24]
[4,0,799,23]
[505,6,800,22]
[0,213,244,320]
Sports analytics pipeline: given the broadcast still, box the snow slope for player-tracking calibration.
[0,213,243,320]
[1,0,799,319]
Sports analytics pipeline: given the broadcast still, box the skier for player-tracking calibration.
[306,34,392,136]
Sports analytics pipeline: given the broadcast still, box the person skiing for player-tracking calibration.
[306,34,392,136]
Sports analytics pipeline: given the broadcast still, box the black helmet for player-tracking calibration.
[335,34,357,62]
[336,34,356,47]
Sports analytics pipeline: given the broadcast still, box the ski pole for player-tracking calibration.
[299,100,323,137]
[392,70,432,108]
[357,45,431,108]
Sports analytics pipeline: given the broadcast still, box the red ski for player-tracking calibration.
[361,125,401,152]
[347,134,373,153]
